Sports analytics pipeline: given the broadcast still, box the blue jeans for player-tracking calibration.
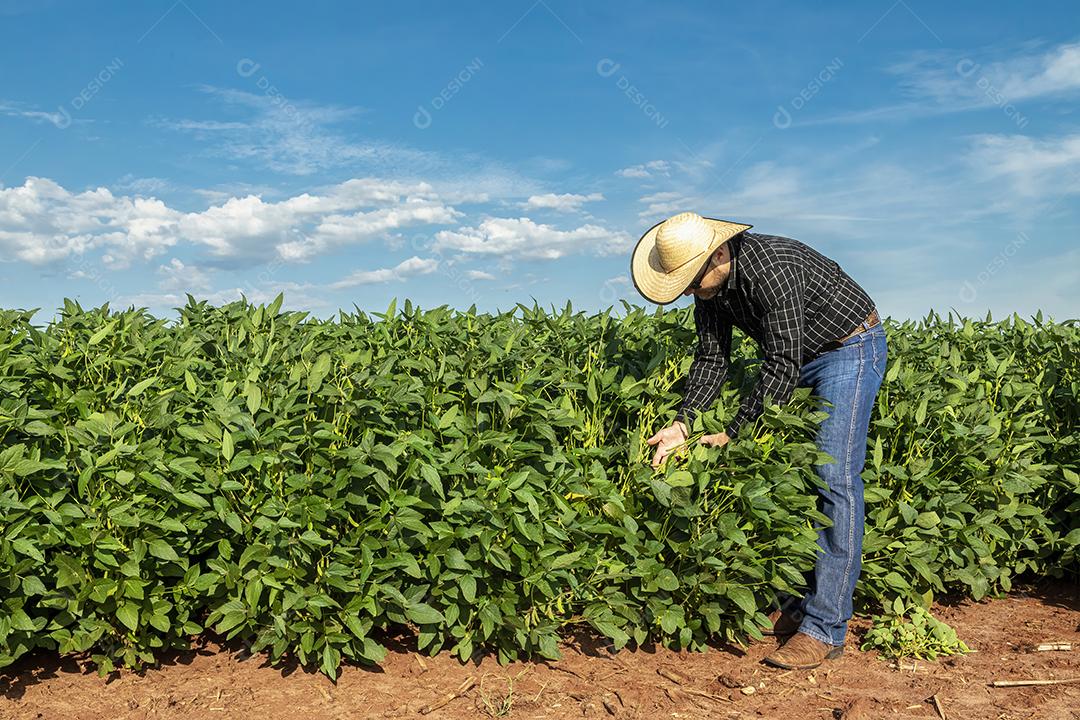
[778,322,887,646]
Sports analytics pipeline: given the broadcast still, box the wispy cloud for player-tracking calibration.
[157,85,433,176]
[614,148,724,183]
[433,217,633,260]
[806,39,1080,126]
[895,41,1080,105]
[522,192,604,212]
[965,133,1080,198]
[645,129,1080,252]
[617,162,661,179]
[0,101,85,128]
[637,191,692,219]
[115,174,173,195]
[329,256,438,288]
[154,85,552,206]
[157,257,211,291]
[616,160,685,179]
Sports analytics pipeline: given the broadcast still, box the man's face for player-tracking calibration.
[682,244,730,300]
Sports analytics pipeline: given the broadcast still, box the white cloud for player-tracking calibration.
[615,155,721,182]
[1,175,628,273]
[329,256,439,288]
[157,258,211,292]
[616,160,673,179]
[616,127,1074,260]
[0,100,86,128]
[432,217,633,260]
[810,40,1080,126]
[965,133,1080,197]
[154,85,449,177]
[523,192,604,212]
[157,86,548,204]
[0,177,178,266]
[165,119,251,131]
[0,176,463,268]
[158,85,433,176]
[464,269,496,280]
[120,281,326,313]
[637,191,691,219]
[897,41,1080,106]
[192,183,281,204]
[115,175,172,195]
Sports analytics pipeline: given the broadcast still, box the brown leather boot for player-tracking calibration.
[763,632,844,670]
[760,608,801,637]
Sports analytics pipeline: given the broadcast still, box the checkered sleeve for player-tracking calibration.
[725,267,806,438]
[675,298,732,428]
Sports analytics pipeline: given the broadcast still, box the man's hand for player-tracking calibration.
[699,432,730,448]
[646,422,688,468]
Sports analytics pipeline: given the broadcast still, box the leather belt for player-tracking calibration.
[822,308,880,351]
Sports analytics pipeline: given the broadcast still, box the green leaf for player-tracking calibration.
[360,638,387,663]
[11,539,45,564]
[221,429,234,462]
[10,609,36,632]
[21,576,47,596]
[659,606,683,634]
[88,318,119,346]
[460,575,477,604]
[666,470,694,487]
[550,549,585,570]
[419,464,444,499]
[174,491,210,509]
[915,397,928,425]
[592,620,630,649]
[655,568,679,591]
[245,384,262,415]
[128,376,158,397]
[322,645,340,681]
[916,511,941,529]
[148,539,180,562]
[54,556,82,589]
[116,603,140,631]
[216,611,246,633]
[308,353,332,392]
[727,586,757,615]
[405,603,445,626]
[885,360,901,383]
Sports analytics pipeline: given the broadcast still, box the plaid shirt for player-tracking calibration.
[676,231,876,438]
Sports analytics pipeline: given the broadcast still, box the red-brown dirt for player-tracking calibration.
[2,581,1077,720]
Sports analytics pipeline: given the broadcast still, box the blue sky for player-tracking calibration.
[1,0,1077,321]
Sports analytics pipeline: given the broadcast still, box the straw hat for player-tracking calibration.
[631,212,752,304]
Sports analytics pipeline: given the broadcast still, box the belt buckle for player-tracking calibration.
[826,309,877,352]
[844,312,874,343]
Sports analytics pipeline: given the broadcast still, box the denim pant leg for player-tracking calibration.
[792,324,887,646]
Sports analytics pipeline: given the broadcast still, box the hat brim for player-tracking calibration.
[630,217,752,304]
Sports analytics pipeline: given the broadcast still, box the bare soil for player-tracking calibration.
[2,581,1077,720]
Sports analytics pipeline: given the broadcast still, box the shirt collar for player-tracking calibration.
[720,231,745,294]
